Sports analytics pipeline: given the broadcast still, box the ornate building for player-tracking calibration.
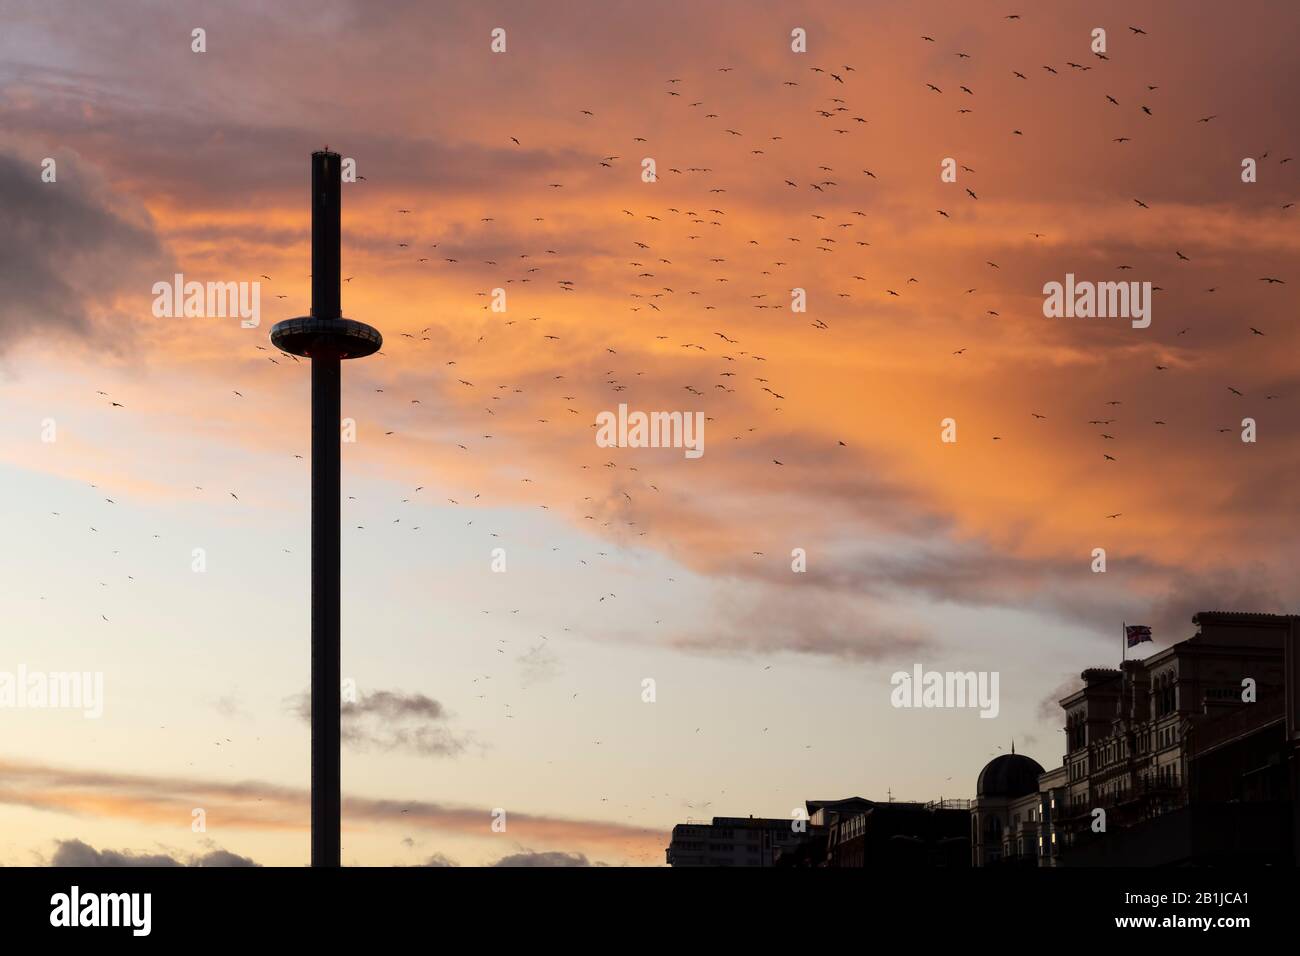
[973,611,1300,866]
[970,750,1047,866]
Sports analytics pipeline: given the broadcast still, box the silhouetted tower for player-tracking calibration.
[270,150,381,867]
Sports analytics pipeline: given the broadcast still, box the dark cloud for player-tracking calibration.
[0,86,587,209]
[1148,566,1289,641]
[288,688,472,757]
[665,585,931,662]
[194,849,261,867]
[0,143,170,353]
[49,838,258,867]
[343,689,447,721]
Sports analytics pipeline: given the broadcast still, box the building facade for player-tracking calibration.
[970,751,1049,866]
[665,612,1299,868]
[665,815,810,867]
[825,799,970,867]
[667,797,968,867]
[973,611,1300,866]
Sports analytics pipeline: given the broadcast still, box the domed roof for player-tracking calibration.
[977,753,1044,799]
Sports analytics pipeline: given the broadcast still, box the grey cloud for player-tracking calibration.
[665,584,932,662]
[1147,566,1289,641]
[194,849,261,867]
[0,90,587,209]
[0,143,170,353]
[49,838,258,867]
[288,688,472,757]
[1037,675,1083,722]
[491,850,603,868]
[516,643,561,686]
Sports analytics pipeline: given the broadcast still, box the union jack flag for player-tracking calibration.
[1126,624,1153,647]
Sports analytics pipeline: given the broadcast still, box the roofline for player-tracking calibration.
[1192,611,1300,625]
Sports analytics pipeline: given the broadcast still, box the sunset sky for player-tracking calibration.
[2,0,1298,866]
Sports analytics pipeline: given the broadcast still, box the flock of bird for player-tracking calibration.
[59,12,1296,863]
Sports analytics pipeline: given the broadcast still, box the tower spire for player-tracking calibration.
[270,150,383,867]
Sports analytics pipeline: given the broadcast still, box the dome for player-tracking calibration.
[977,753,1044,799]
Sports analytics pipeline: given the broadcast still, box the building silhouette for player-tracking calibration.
[665,814,813,867]
[970,750,1047,866]
[821,798,971,867]
[972,610,1300,866]
[666,610,1300,867]
[667,797,972,867]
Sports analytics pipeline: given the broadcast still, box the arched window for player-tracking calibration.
[986,815,1002,840]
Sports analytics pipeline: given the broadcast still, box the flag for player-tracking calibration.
[1126,624,1153,647]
